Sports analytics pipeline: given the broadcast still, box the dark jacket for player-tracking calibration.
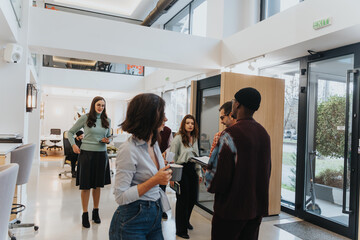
[208,118,271,220]
[159,126,172,153]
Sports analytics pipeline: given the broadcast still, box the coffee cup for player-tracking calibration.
[169,164,183,181]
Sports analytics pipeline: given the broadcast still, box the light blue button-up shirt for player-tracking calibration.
[113,136,165,206]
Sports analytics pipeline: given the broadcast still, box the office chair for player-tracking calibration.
[48,128,62,151]
[40,140,47,156]
[0,164,18,240]
[8,144,39,240]
[59,131,76,178]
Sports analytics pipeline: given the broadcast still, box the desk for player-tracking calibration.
[0,143,22,165]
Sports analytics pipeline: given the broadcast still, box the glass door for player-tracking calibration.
[195,75,221,213]
[260,61,300,210]
[303,53,359,238]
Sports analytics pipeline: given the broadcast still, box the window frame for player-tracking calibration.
[260,0,304,21]
[164,0,206,36]
[161,84,192,132]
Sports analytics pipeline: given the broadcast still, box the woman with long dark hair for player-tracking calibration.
[170,114,201,239]
[109,93,172,240]
[68,96,111,228]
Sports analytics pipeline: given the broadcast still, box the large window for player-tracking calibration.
[162,87,191,132]
[261,0,303,20]
[260,61,300,209]
[164,0,207,37]
[164,5,190,34]
[190,0,207,37]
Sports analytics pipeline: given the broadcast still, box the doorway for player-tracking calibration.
[300,49,360,238]
[260,43,360,239]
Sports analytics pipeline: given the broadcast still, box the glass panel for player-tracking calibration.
[260,61,300,209]
[187,86,191,114]
[305,54,354,226]
[44,3,142,24]
[164,5,190,34]
[163,90,176,131]
[43,55,144,76]
[163,88,190,132]
[262,0,301,19]
[197,86,220,211]
[191,0,207,37]
[31,53,40,76]
[199,87,220,156]
[175,88,187,129]
[10,0,22,26]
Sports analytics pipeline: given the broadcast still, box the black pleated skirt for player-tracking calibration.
[76,150,111,190]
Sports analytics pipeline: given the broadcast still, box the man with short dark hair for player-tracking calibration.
[209,101,236,157]
[206,87,271,240]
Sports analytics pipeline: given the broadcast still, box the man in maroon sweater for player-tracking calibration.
[208,87,271,240]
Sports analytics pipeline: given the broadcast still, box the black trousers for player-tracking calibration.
[212,214,262,240]
[175,162,198,235]
[69,154,78,173]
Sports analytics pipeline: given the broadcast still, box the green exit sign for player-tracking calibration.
[313,17,332,30]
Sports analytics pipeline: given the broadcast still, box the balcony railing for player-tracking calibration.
[43,55,144,76]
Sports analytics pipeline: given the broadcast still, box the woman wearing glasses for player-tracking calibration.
[68,96,112,228]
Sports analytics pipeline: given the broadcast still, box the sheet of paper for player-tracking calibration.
[191,156,210,165]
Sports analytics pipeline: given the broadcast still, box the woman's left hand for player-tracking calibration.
[199,177,203,183]
[101,137,110,143]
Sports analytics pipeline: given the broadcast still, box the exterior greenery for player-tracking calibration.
[316,96,346,158]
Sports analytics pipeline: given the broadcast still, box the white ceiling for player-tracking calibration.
[45,0,159,21]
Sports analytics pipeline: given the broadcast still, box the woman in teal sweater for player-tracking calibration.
[68,96,111,228]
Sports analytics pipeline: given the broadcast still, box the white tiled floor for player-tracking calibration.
[8,161,338,240]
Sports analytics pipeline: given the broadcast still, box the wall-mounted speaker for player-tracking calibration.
[4,43,23,63]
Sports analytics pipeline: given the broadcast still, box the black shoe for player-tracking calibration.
[92,208,101,224]
[162,212,168,220]
[188,223,193,230]
[176,233,190,239]
[82,212,90,228]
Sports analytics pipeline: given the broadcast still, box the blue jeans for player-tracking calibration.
[109,199,164,240]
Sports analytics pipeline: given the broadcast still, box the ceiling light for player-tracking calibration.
[248,62,255,71]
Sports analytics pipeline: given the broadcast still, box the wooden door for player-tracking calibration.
[220,72,285,215]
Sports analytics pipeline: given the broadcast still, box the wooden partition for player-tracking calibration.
[190,80,197,116]
[220,72,285,215]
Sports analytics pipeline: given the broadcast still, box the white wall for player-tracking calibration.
[206,0,259,39]
[28,7,221,72]
[144,68,200,91]
[222,0,360,67]
[0,0,19,41]
[40,66,145,93]
[0,46,27,135]
[41,95,127,143]
[0,0,31,141]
